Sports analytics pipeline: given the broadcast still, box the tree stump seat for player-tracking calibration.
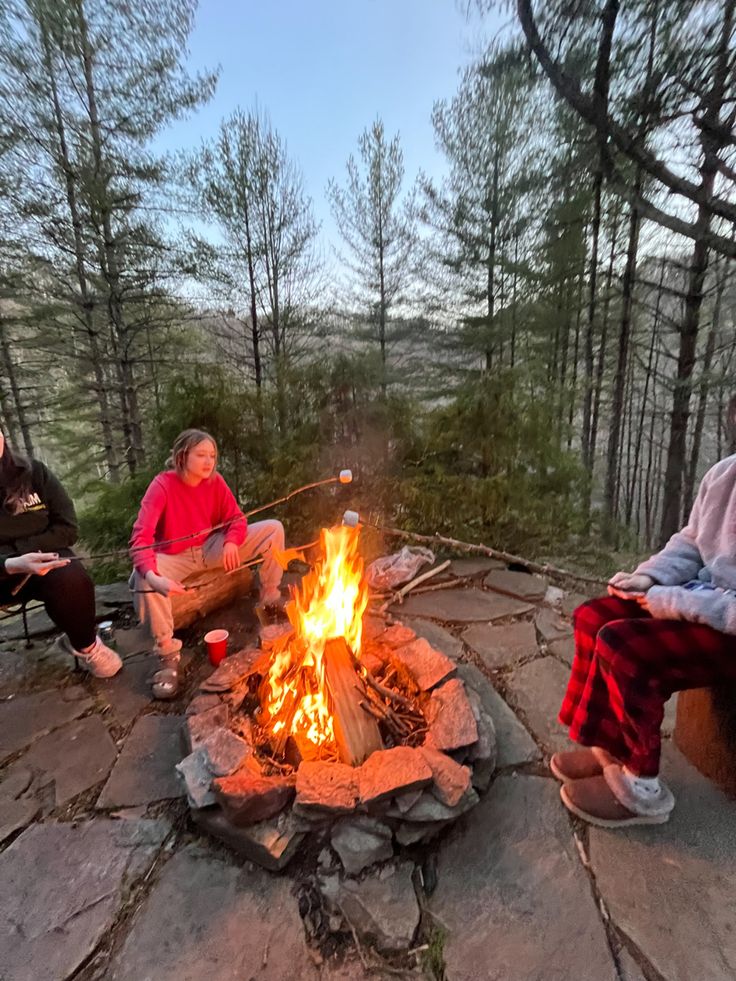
[674,684,736,797]
[171,568,253,630]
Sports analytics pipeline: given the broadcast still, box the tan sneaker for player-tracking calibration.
[153,637,183,659]
[66,635,123,679]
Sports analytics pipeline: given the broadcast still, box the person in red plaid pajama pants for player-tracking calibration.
[552,453,736,828]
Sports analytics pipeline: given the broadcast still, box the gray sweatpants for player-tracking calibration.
[131,519,284,653]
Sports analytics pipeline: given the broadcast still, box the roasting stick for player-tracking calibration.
[343,509,609,590]
[9,470,355,600]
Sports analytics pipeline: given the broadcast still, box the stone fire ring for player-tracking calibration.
[177,621,497,875]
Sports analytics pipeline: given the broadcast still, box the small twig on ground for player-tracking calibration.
[404,578,471,597]
[338,904,371,970]
[378,559,452,613]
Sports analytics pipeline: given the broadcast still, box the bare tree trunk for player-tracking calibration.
[629,257,666,530]
[0,318,34,456]
[582,168,603,474]
[567,269,584,449]
[682,264,724,515]
[40,10,120,480]
[604,194,641,538]
[76,0,143,473]
[590,201,621,473]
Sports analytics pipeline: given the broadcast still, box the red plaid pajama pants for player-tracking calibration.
[559,595,736,775]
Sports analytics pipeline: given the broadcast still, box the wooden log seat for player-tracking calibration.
[171,568,253,630]
[674,684,736,797]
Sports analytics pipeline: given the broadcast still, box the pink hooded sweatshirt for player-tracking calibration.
[130,470,247,576]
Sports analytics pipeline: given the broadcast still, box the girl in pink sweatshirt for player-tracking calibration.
[130,428,284,698]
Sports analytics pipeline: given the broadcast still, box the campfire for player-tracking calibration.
[180,522,496,873]
[255,524,426,769]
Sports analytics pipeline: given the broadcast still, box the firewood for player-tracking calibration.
[363,671,413,709]
[323,637,383,765]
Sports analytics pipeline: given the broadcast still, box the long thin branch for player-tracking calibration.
[381,525,608,588]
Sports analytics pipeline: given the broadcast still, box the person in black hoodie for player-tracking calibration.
[0,431,122,677]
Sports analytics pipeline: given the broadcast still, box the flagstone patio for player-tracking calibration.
[0,560,731,981]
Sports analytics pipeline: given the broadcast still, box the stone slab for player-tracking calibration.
[590,744,736,981]
[97,715,184,808]
[0,765,33,801]
[114,625,152,660]
[402,618,464,660]
[0,819,168,981]
[176,749,216,808]
[396,588,534,623]
[16,714,118,806]
[213,768,295,826]
[331,816,393,875]
[295,760,359,814]
[0,606,55,641]
[392,637,455,690]
[359,747,432,806]
[319,956,374,980]
[462,620,539,670]
[619,948,647,981]
[0,796,40,844]
[425,678,478,750]
[535,607,573,644]
[190,806,305,871]
[504,656,572,753]
[91,654,155,726]
[109,844,317,981]
[0,686,93,759]
[547,635,575,666]
[484,569,547,602]
[420,748,471,807]
[448,557,506,577]
[456,664,541,767]
[329,861,420,953]
[95,581,133,614]
[430,775,618,981]
[400,786,479,822]
[561,591,593,618]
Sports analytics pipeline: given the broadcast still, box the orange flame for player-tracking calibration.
[262,524,368,750]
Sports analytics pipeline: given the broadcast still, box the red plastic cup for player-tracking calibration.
[204,628,229,666]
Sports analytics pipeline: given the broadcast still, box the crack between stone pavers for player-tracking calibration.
[65,821,183,981]
[612,927,671,981]
[564,817,668,981]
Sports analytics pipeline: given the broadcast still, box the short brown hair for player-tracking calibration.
[166,429,218,475]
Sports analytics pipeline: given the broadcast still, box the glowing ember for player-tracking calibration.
[261,524,369,752]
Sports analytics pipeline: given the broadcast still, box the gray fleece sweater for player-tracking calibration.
[634,454,736,635]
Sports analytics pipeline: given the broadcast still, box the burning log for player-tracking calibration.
[323,637,383,766]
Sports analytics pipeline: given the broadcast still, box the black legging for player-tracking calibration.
[0,550,96,651]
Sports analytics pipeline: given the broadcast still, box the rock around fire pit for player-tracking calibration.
[177,619,497,874]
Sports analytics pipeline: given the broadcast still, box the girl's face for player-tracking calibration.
[0,433,4,459]
[184,439,216,483]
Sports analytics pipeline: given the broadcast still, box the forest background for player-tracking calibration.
[1,0,735,582]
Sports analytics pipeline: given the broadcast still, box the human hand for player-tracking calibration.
[145,571,186,596]
[223,541,240,573]
[4,552,70,576]
[607,572,654,599]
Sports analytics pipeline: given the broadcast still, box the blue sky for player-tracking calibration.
[158,0,502,254]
